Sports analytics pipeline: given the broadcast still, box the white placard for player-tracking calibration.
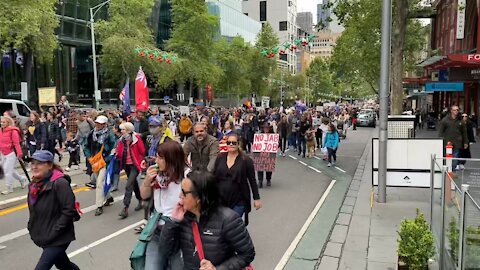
[94,90,101,101]
[179,106,189,116]
[261,96,270,108]
[456,0,466,39]
[252,133,279,153]
[21,82,28,101]
[316,106,323,112]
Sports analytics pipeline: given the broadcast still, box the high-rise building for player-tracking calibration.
[206,0,262,44]
[297,12,313,35]
[310,30,341,59]
[242,0,298,74]
[317,0,331,30]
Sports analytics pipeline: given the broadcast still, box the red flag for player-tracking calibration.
[135,67,149,111]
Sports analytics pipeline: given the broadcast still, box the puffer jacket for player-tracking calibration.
[0,126,22,156]
[159,206,255,270]
[183,134,219,172]
[27,170,79,248]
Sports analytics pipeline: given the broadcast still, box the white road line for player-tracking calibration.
[0,195,125,245]
[335,167,347,173]
[274,180,337,270]
[285,149,290,153]
[308,166,322,174]
[68,220,144,258]
[313,156,322,161]
[289,155,297,160]
[299,161,307,166]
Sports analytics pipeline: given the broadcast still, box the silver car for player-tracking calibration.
[357,111,376,127]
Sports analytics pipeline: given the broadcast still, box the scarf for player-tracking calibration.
[28,171,53,206]
[92,127,109,144]
[148,135,162,158]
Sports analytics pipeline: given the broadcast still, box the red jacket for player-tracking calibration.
[116,134,145,171]
[0,126,23,156]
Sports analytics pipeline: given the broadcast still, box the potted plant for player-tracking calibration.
[397,209,436,270]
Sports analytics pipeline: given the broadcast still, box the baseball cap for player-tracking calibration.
[149,117,162,126]
[31,150,54,162]
[95,115,108,124]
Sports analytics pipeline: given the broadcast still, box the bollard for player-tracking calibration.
[445,141,453,203]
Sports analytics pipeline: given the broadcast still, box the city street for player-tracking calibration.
[0,127,373,269]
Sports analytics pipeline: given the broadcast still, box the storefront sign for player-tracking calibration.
[252,152,277,172]
[425,82,464,92]
[464,54,480,62]
[449,67,480,81]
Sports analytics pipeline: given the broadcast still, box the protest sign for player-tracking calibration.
[252,152,277,172]
[252,133,279,172]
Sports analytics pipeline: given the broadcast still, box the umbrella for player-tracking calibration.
[18,160,31,183]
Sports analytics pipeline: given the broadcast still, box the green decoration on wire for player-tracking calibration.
[134,47,142,54]
[152,50,160,58]
[143,48,151,55]
[272,46,281,54]
[260,48,269,57]
[307,35,315,42]
[171,55,178,63]
[283,42,291,49]
[161,53,169,61]
[294,38,302,46]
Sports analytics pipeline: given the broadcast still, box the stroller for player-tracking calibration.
[337,120,347,139]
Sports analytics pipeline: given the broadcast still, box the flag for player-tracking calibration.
[135,67,149,111]
[121,78,131,116]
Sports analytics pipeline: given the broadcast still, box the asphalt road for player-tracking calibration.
[0,126,373,270]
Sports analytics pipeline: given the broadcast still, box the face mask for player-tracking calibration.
[149,127,161,135]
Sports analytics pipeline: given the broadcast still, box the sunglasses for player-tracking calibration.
[181,189,194,197]
[226,141,238,146]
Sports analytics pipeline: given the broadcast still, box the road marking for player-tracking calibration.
[0,195,125,245]
[308,166,322,174]
[299,161,307,166]
[0,186,91,216]
[289,155,297,160]
[68,220,144,258]
[274,180,336,270]
[335,167,347,173]
[285,149,290,153]
[314,156,322,161]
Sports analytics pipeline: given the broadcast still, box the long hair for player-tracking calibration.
[187,171,219,217]
[328,123,338,133]
[157,140,186,183]
[1,116,14,127]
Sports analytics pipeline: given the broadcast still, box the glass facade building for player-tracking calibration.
[207,0,261,44]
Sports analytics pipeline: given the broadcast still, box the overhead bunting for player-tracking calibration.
[134,47,178,64]
[260,35,315,58]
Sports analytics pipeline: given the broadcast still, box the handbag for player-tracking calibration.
[130,211,162,270]
[88,145,106,173]
[192,221,254,270]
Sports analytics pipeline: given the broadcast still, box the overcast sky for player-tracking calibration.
[298,0,319,22]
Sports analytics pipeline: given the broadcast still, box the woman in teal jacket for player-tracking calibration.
[324,123,340,167]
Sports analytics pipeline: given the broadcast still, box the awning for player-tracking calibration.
[417,55,446,67]
[418,54,480,70]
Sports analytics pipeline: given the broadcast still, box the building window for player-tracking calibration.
[260,1,267,21]
[279,21,287,31]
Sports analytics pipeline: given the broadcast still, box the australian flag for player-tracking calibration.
[120,78,131,117]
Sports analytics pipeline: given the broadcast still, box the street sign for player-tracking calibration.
[164,96,170,104]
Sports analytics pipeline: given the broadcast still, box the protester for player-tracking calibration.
[0,116,27,194]
[324,123,340,167]
[158,171,255,269]
[178,114,193,143]
[296,114,311,158]
[84,115,116,216]
[27,150,80,270]
[26,111,47,156]
[257,123,274,188]
[183,123,219,172]
[458,113,476,169]
[65,132,80,171]
[44,112,62,162]
[277,115,289,157]
[116,122,145,219]
[438,105,468,171]
[140,141,187,270]
[214,133,261,225]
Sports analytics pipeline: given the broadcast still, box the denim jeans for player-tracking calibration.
[34,244,79,270]
[145,228,183,270]
[232,204,246,218]
[297,136,306,156]
[289,132,298,148]
[452,148,461,171]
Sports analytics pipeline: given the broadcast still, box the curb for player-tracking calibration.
[0,183,79,210]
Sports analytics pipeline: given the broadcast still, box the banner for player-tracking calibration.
[252,133,279,172]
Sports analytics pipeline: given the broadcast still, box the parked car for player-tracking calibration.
[0,99,32,126]
[357,110,376,128]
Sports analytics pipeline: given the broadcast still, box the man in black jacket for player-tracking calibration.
[438,105,468,171]
[133,110,149,143]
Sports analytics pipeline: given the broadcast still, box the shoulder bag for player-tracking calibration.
[192,221,254,270]
[130,211,162,270]
[88,145,106,173]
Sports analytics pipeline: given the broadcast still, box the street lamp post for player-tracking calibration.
[90,0,111,110]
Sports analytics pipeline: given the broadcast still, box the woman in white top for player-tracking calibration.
[140,140,188,270]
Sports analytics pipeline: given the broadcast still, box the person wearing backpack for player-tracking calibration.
[0,116,28,194]
[27,150,80,270]
[324,123,340,167]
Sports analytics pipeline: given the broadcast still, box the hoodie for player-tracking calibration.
[0,126,23,156]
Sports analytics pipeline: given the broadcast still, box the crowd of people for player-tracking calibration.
[1,96,362,269]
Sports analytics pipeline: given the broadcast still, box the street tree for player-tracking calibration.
[249,23,279,97]
[306,57,336,101]
[166,0,222,97]
[96,0,159,86]
[0,0,59,98]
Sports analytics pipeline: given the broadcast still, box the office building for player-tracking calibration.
[297,12,313,35]
[206,0,262,44]
[242,0,298,74]
[310,30,341,59]
[317,0,331,30]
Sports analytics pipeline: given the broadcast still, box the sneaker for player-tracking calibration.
[103,197,114,207]
[459,164,465,170]
[72,165,80,170]
[119,207,128,219]
[95,207,103,216]
[327,163,331,167]
[266,179,271,187]
[65,167,71,172]
[282,153,286,157]
[1,189,14,195]
[85,182,96,189]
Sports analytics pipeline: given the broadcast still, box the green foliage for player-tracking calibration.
[0,0,59,63]
[465,225,480,269]
[96,0,159,85]
[306,58,336,101]
[397,209,435,270]
[167,0,222,88]
[448,217,459,264]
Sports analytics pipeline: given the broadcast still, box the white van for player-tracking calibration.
[0,99,32,126]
